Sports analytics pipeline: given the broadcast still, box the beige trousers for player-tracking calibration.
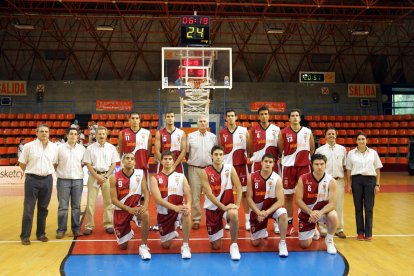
[85,175,113,230]
[188,166,204,223]
[320,177,345,234]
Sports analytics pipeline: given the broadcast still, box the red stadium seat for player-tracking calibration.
[108,114,116,121]
[338,129,347,137]
[384,115,393,121]
[309,122,317,129]
[304,115,312,121]
[379,129,389,136]
[398,147,408,154]
[379,157,386,164]
[367,115,376,121]
[53,121,62,128]
[0,159,9,165]
[99,114,108,121]
[388,147,397,155]
[400,138,409,145]
[49,114,57,120]
[388,129,397,136]
[389,138,398,145]
[402,114,413,120]
[385,157,396,164]
[321,115,328,121]
[7,113,17,119]
[314,130,323,137]
[318,138,326,145]
[9,158,18,165]
[109,138,118,145]
[111,129,120,137]
[7,147,17,155]
[66,114,75,120]
[105,121,114,128]
[91,114,99,121]
[335,115,343,121]
[379,138,388,145]
[377,147,387,155]
[345,138,354,145]
[400,121,408,128]
[390,122,399,128]
[370,138,379,145]
[117,114,126,121]
[114,121,123,128]
[151,114,159,121]
[41,114,49,120]
[0,113,6,120]
[397,157,408,164]
[248,114,256,121]
[337,138,345,145]
[57,114,66,120]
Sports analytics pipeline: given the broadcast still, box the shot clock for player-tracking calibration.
[180,15,211,46]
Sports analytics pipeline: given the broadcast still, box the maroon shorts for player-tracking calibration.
[114,210,136,243]
[205,208,226,242]
[234,164,248,190]
[282,165,310,192]
[158,211,179,242]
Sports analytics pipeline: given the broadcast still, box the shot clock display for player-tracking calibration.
[299,71,335,83]
[180,15,210,46]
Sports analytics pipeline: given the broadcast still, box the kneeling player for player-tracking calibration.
[246,153,288,257]
[200,145,243,260]
[296,153,338,254]
[150,151,192,259]
[109,153,151,260]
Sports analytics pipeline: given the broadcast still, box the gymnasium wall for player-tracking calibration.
[9,81,381,115]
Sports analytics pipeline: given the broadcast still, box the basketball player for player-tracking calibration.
[109,153,151,260]
[248,105,280,173]
[219,109,251,230]
[246,153,288,257]
[296,154,338,254]
[278,109,315,236]
[200,145,243,260]
[154,111,186,173]
[118,112,152,178]
[150,151,192,259]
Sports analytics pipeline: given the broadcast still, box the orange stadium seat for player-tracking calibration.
[17,113,25,120]
[242,122,250,128]
[314,130,323,137]
[1,121,10,128]
[24,137,34,144]
[402,114,413,120]
[363,129,372,136]
[338,129,347,137]
[49,129,56,136]
[142,121,150,128]
[367,115,375,121]
[390,121,399,128]
[111,129,120,137]
[337,138,345,145]
[124,122,130,128]
[384,115,393,121]
[57,129,65,136]
[277,122,285,128]
[341,122,349,128]
[5,137,15,145]
[335,115,343,121]
[12,129,21,135]
[379,157,386,164]
[21,129,29,135]
[388,147,397,155]
[9,158,18,165]
[49,114,57,120]
[24,113,33,120]
[151,121,158,128]
[386,157,396,164]
[239,114,247,121]
[399,148,409,156]
[151,114,159,121]
[10,121,19,128]
[28,121,36,127]
[397,157,408,164]
[150,129,157,136]
[389,138,398,145]
[0,113,6,120]
[108,114,116,121]
[7,147,17,155]
[53,121,62,128]
[99,114,108,121]
[347,129,355,136]
[19,121,27,128]
[3,129,12,136]
[400,121,408,128]
[371,129,379,136]
[328,115,335,121]
[389,129,397,136]
[97,121,105,126]
[319,138,326,145]
[370,146,378,152]
[142,114,151,121]
[309,122,317,129]
[105,121,114,128]
[109,138,118,145]
[117,114,126,121]
[114,121,123,128]
[91,114,99,121]
[41,114,49,120]
[397,129,407,136]
[57,114,66,120]
[304,115,312,121]
[30,129,36,135]
[33,114,41,120]
[379,129,389,136]
[7,113,17,119]
[321,115,328,121]
[0,138,3,145]
[370,138,379,145]
[333,122,340,128]
[379,138,388,145]
[0,159,9,166]
[345,138,354,145]
[0,147,7,155]
[400,138,409,145]
[377,147,387,155]
[248,114,256,121]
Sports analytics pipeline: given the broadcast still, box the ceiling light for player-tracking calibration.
[351,30,369,36]
[13,24,35,30]
[267,28,284,34]
[96,25,114,31]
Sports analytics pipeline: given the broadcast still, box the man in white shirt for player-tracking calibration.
[18,124,58,245]
[186,114,217,230]
[56,128,86,239]
[83,126,120,235]
[315,127,347,239]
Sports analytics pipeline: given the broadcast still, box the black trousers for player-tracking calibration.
[351,175,376,237]
[20,174,53,239]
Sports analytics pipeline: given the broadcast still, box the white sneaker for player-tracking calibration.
[152,224,159,231]
[230,243,241,260]
[139,244,151,260]
[245,220,251,231]
[313,228,320,240]
[274,221,280,234]
[181,244,192,259]
[225,223,230,230]
[278,241,288,257]
[264,230,269,239]
[325,237,337,254]
[173,231,179,239]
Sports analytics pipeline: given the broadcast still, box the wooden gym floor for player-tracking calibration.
[0,172,413,275]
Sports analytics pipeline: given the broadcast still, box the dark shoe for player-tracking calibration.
[105,228,115,234]
[21,238,31,245]
[84,229,92,235]
[320,232,327,238]
[192,222,200,230]
[335,231,347,239]
[73,231,83,237]
[37,235,48,242]
[357,234,364,241]
[56,232,65,239]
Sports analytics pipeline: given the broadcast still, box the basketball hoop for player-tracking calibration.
[188,78,206,90]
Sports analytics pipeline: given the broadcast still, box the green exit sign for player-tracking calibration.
[299,72,335,83]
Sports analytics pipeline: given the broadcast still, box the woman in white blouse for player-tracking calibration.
[346,132,382,241]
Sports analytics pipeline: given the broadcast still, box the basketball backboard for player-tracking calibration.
[161,47,232,90]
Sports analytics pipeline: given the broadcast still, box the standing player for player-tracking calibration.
[109,153,151,260]
[248,105,280,173]
[154,111,186,173]
[219,109,251,230]
[118,112,152,178]
[246,153,288,257]
[200,145,243,260]
[278,109,315,236]
[150,151,192,259]
[296,154,338,254]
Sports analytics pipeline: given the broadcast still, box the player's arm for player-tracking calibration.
[150,175,181,212]
[182,176,192,216]
[319,179,337,215]
[85,162,105,184]
[246,175,261,215]
[200,170,227,211]
[247,129,253,156]
[277,131,284,157]
[154,130,162,162]
[231,166,243,208]
[309,132,315,155]
[295,176,312,215]
[245,129,251,153]
[109,175,136,215]
[174,132,187,167]
[265,177,285,215]
[117,131,123,156]
[146,132,152,160]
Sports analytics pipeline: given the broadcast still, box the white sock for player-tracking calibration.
[183,242,189,247]
[279,239,286,244]
[245,213,250,221]
[326,234,334,240]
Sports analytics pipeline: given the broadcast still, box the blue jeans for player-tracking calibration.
[57,178,83,234]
